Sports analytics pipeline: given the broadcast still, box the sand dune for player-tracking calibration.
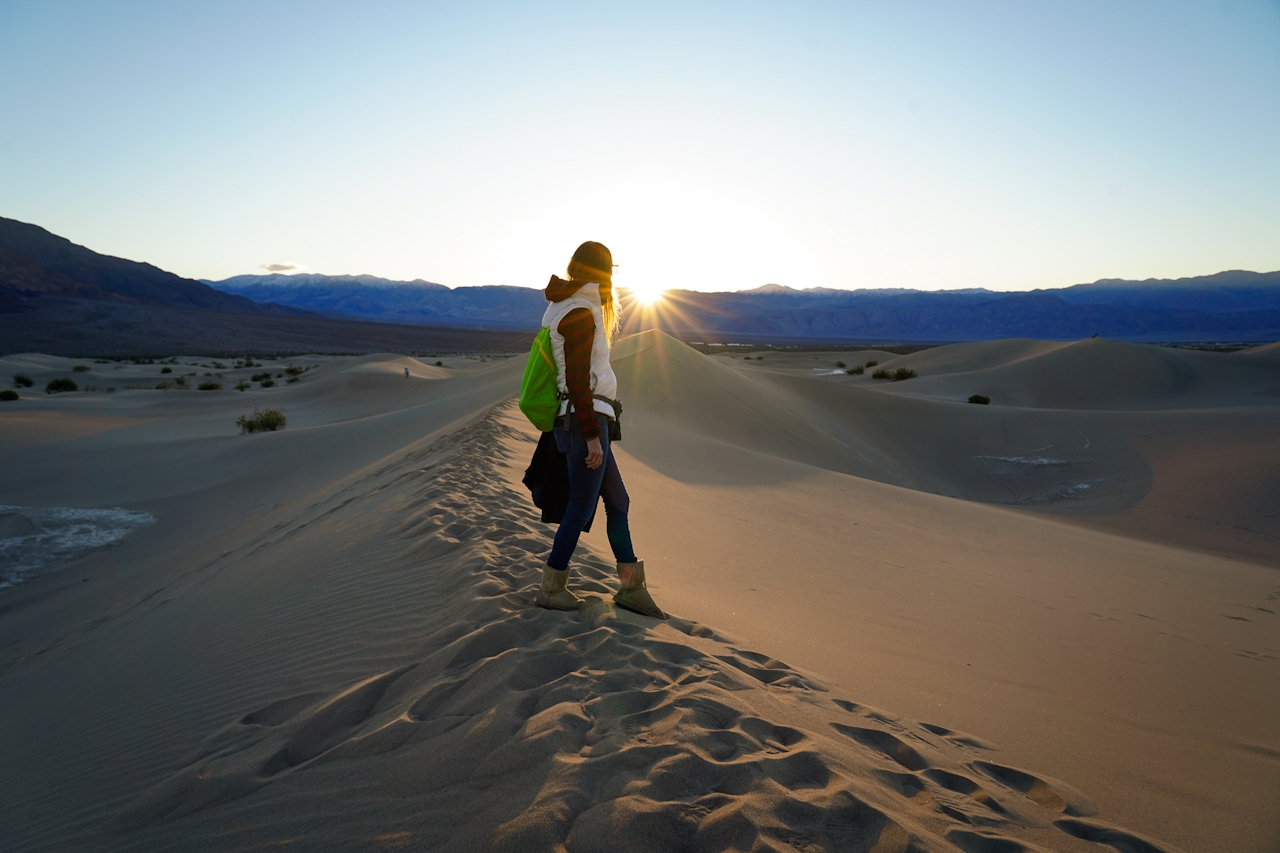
[0,333,1276,852]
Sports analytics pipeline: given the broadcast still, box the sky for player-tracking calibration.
[2,1,1278,296]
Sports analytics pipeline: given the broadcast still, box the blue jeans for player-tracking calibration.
[547,413,637,571]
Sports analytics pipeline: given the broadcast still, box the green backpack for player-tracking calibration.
[518,327,560,432]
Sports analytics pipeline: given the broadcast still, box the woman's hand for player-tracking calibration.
[585,437,604,470]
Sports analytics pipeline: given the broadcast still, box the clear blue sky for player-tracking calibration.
[2,1,1278,294]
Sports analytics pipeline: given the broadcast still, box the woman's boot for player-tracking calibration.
[614,561,666,619]
[535,565,582,611]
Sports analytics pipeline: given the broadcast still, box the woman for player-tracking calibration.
[535,241,665,619]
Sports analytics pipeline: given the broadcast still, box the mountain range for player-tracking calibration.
[2,215,1277,348]
[0,218,526,355]
[0,217,301,316]
[209,270,1280,342]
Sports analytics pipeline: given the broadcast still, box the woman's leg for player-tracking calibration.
[546,415,610,570]
[599,453,637,564]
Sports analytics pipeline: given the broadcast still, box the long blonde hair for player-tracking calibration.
[567,241,619,343]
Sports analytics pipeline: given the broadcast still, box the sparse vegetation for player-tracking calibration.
[235,381,250,392]
[251,372,272,382]
[435,361,443,366]
[871,367,918,381]
[82,385,97,392]
[155,382,172,390]
[835,361,846,368]
[212,361,226,369]
[73,364,90,373]
[237,407,287,434]
[198,381,222,391]
[46,378,78,393]
[0,390,18,402]
[259,377,275,388]
[106,387,116,393]
[847,365,864,375]
[13,373,34,388]
[865,360,878,367]
[284,365,304,376]
[968,394,990,405]
[160,366,173,373]
[287,377,299,384]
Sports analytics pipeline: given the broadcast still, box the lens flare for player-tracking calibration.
[624,283,666,305]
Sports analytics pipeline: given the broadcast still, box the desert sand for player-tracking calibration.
[0,334,1276,852]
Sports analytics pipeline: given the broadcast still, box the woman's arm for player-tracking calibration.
[558,307,599,441]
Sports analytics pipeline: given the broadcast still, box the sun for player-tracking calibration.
[622,282,666,305]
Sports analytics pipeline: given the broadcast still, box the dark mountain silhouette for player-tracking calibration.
[0,218,530,355]
[209,271,1280,342]
[0,217,302,315]
[209,273,543,329]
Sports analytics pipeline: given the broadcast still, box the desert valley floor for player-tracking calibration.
[0,333,1277,852]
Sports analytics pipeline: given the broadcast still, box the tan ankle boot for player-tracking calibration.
[614,561,666,619]
[535,566,582,611]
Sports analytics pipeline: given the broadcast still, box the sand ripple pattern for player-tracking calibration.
[108,405,1183,853]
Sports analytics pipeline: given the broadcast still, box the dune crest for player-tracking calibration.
[101,406,1183,852]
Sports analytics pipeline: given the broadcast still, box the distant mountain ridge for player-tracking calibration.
[209,273,545,329]
[0,217,303,316]
[208,270,1280,342]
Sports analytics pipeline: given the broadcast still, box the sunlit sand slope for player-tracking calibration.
[0,338,1275,852]
[0,400,1180,853]
[614,332,1280,566]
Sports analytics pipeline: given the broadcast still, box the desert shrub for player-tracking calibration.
[13,372,34,387]
[94,359,110,364]
[865,360,879,367]
[435,361,443,366]
[204,372,213,377]
[848,365,864,375]
[235,380,250,392]
[968,394,990,405]
[198,381,222,390]
[251,372,271,382]
[871,368,890,379]
[106,387,116,393]
[287,376,299,384]
[83,385,97,392]
[890,367,917,381]
[160,366,172,373]
[237,407,287,434]
[835,361,846,368]
[155,382,172,390]
[46,378,78,393]
[259,377,275,388]
[212,361,226,369]
[285,365,303,376]
[0,389,18,401]
[275,373,284,378]
[73,364,90,373]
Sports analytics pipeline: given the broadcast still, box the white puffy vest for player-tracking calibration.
[542,282,619,418]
